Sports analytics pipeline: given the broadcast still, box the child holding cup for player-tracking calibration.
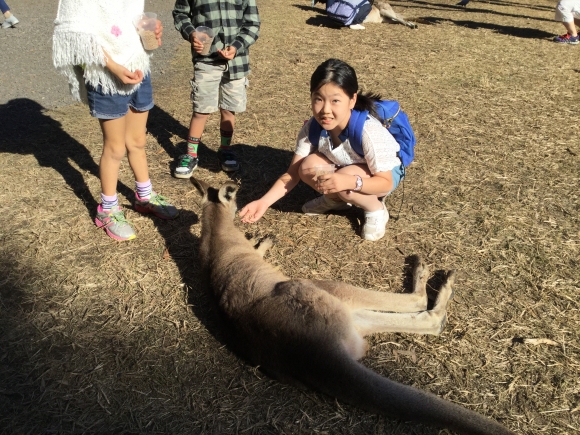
[172,0,261,176]
[239,59,404,242]
[53,0,178,241]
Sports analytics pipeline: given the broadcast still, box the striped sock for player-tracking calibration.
[101,193,118,211]
[135,179,152,201]
[187,137,200,157]
[219,129,233,150]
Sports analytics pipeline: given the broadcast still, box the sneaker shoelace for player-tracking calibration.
[148,193,171,208]
[180,155,195,167]
[105,209,133,227]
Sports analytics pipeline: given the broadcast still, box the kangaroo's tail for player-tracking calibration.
[295,348,513,435]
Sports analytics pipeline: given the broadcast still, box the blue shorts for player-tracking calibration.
[389,164,405,194]
[87,74,154,119]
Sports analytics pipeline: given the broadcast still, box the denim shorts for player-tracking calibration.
[190,62,248,113]
[87,74,154,119]
[385,164,405,196]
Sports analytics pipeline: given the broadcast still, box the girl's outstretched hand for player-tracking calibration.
[239,200,268,223]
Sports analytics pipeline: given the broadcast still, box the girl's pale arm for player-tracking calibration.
[239,154,305,223]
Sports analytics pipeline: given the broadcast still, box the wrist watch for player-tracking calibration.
[353,175,363,192]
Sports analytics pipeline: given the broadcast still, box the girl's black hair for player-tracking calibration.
[310,58,382,119]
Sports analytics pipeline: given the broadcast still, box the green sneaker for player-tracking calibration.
[174,154,198,179]
[95,205,136,241]
[134,191,179,219]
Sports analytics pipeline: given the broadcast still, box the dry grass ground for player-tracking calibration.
[0,0,579,434]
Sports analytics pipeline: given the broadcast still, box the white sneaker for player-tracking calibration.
[349,24,365,30]
[1,15,19,28]
[302,195,351,216]
[362,205,389,241]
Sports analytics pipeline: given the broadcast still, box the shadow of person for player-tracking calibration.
[0,98,133,214]
[147,105,220,175]
[451,19,555,38]
[305,14,345,28]
[401,1,554,23]
[146,208,233,343]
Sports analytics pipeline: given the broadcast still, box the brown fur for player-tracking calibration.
[364,1,418,29]
[191,177,513,435]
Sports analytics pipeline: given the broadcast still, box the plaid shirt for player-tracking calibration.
[173,0,260,79]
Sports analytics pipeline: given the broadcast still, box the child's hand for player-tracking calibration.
[155,19,163,47]
[239,200,268,223]
[316,173,354,195]
[217,46,237,60]
[104,52,144,84]
[190,33,205,54]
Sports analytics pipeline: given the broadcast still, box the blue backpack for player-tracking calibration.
[326,0,370,26]
[308,100,416,167]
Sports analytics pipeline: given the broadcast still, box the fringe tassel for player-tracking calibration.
[53,31,151,103]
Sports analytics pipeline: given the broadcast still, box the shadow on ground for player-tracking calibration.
[0,98,134,215]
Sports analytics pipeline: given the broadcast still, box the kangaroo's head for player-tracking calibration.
[191,177,238,221]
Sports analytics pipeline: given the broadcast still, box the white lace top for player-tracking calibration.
[295,116,401,174]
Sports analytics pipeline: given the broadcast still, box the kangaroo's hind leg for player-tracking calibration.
[313,259,431,313]
[352,270,455,336]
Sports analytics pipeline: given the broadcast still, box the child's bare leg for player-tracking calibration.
[219,109,235,133]
[125,108,150,182]
[335,164,390,213]
[563,20,578,36]
[189,112,210,138]
[99,116,128,196]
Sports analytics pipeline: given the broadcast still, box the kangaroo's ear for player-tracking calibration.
[218,182,238,204]
[191,177,209,198]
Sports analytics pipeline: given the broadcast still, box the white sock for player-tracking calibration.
[365,204,385,217]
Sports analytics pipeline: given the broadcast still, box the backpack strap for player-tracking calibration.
[346,109,368,157]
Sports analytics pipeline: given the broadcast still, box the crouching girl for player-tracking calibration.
[239,58,404,241]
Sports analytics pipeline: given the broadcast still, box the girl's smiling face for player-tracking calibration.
[311,82,357,136]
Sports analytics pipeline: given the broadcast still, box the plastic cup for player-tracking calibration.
[134,12,158,51]
[195,26,215,55]
[309,164,335,190]
[314,164,336,176]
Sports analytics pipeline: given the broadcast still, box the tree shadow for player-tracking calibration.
[386,0,554,23]
[0,98,133,215]
[420,16,555,38]
[436,0,554,12]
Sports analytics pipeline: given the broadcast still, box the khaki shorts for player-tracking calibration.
[190,62,248,113]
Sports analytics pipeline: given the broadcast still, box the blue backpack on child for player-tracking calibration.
[308,100,416,167]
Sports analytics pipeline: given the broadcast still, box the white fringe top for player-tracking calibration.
[53,0,151,103]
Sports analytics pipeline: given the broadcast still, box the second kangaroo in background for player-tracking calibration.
[191,177,513,435]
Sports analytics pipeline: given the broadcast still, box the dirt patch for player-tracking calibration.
[0,0,578,434]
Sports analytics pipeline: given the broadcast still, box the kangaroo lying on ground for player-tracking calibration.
[191,177,513,435]
[365,1,418,29]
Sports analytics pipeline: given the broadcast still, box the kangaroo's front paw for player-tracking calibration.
[259,238,273,250]
[255,238,274,257]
